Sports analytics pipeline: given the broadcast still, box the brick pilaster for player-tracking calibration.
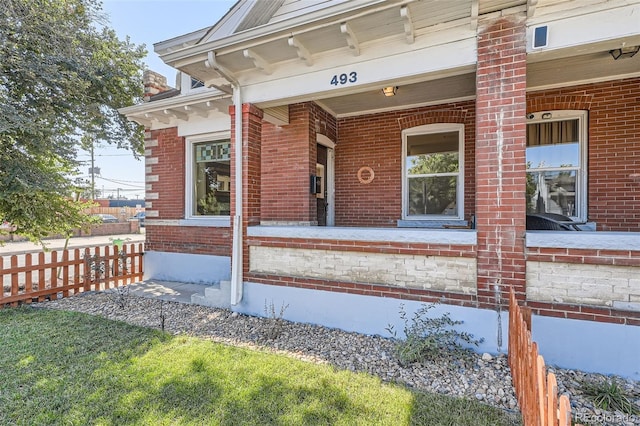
[475,15,528,305]
[230,103,263,274]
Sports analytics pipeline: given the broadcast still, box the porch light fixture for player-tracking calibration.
[382,86,397,97]
[609,45,640,60]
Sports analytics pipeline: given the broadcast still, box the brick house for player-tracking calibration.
[120,0,640,378]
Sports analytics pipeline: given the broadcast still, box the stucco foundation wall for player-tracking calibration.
[144,251,230,284]
[526,261,640,311]
[249,246,476,294]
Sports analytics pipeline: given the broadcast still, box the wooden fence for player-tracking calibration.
[1,243,143,307]
[508,288,581,426]
[86,206,142,221]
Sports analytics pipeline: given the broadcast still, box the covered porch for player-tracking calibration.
[155,0,640,376]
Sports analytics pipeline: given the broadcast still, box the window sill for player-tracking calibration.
[397,219,469,229]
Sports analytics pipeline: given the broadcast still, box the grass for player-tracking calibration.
[0,307,521,425]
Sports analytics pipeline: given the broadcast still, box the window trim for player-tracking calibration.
[401,123,465,221]
[185,132,232,225]
[526,110,588,221]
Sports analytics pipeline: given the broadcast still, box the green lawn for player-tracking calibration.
[0,308,520,425]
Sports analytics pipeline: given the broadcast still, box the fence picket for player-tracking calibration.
[547,373,559,426]
[50,251,58,300]
[559,395,571,426]
[38,252,45,302]
[62,250,70,298]
[24,253,33,303]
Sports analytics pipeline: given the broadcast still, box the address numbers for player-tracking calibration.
[330,71,357,86]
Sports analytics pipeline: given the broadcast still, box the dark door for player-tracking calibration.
[316,144,328,226]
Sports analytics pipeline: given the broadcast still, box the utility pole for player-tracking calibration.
[90,142,95,200]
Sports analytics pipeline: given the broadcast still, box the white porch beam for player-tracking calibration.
[288,36,313,66]
[145,112,170,125]
[241,37,476,106]
[400,5,415,44]
[183,105,208,118]
[163,109,188,121]
[470,0,478,31]
[243,48,273,74]
[340,22,360,56]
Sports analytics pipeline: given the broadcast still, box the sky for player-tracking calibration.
[85,0,236,199]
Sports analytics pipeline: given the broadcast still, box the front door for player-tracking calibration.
[316,144,328,226]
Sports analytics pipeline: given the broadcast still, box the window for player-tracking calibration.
[186,138,231,218]
[190,77,205,89]
[526,111,587,220]
[402,124,464,220]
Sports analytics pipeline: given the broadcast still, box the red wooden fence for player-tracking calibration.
[1,243,143,307]
[509,288,581,426]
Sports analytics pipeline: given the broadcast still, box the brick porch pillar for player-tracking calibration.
[230,103,263,274]
[475,15,528,306]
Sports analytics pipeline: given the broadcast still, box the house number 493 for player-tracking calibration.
[330,72,357,86]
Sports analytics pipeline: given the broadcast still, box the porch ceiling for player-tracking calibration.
[292,45,640,118]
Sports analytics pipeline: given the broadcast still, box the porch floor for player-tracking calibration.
[127,280,211,304]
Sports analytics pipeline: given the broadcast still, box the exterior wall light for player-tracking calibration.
[382,86,397,97]
[609,46,640,60]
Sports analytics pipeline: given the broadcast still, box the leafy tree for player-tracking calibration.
[0,0,146,242]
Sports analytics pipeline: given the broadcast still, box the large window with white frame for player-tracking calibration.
[186,136,231,218]
[526,110,587,221]
[402,124,464,220]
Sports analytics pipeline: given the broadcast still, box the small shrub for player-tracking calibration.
[262,299,289,341]
[104,285,131,310]
[386,302,484,365]
[581,378,639,415]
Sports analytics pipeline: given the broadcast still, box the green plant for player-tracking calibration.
[581,378,639,415]
[386,303,484,365]
[198,192,222,215]
[262,299,289,341]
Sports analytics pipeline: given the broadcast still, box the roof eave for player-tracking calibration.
[159,0,396,67]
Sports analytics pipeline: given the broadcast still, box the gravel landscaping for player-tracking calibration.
[33,290,640,426]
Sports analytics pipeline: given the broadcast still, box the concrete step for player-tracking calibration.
[190,280,231,309]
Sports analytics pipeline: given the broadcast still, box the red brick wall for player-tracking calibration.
[261,104,313,223]
[147,128,185,220]
[146,225,231,256]
[475,15,528,305]
[145,127,231,256]
[335,103,476,227]
[527,77,640,232]
[260,103,337,224]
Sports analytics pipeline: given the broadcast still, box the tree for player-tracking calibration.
[0,0,146,242]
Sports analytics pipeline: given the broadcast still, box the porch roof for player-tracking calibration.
[152,0,640,118]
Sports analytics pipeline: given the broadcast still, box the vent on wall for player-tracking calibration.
[532,25,548,49]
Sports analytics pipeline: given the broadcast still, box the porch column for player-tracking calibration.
[475,15,528,305]
[230,103,263,273]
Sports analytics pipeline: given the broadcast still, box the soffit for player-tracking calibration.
[165,0,527,80]
[119,90,232,129]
